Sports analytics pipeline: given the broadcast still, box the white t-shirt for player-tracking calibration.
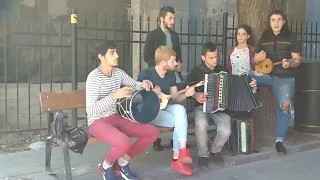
[230,47,251,75]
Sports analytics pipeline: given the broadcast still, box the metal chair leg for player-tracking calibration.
[45,136,53,172]
[63,146,72,180]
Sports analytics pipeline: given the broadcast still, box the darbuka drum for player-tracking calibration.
[116,89,160,123]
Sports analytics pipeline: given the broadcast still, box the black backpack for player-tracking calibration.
[51,111,88,154]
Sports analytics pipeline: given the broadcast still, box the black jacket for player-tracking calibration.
[144,27,182,67]
[186,63,229,107]
[255,30,301,77]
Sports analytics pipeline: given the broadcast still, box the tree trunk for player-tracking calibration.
[236,0,284,150]
[236,0,284,43]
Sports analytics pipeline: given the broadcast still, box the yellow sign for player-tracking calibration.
[71,14,77,24]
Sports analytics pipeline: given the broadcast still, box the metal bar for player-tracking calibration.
[45,112,54,171]
[60,17,64,90]
[315,22,318,59]
[50,16,53,91]
[3,11,8,144]
[305,21,308,59]
[122,19,126,72]
[15,17,19,144]
[201,19,204,44]
[63,146,73,180]
[194,19,197,69]
[222,12,228,66]
[27,19,31,140]
[71,9,78,128]
[139,15,142,71]
[231,15,235,47]
[95,12,98,68]
[7,31,71,37]
[38,18,42,140]
[45,136,53,172]
[208,19,212,42]
[85,14,88,75]
[310,22,313,59]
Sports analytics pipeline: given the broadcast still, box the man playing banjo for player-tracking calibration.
[85,41,159,180]
[137,46,196,176]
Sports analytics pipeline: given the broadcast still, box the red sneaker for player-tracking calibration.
[178,148,193,164]
[170,160,193,176]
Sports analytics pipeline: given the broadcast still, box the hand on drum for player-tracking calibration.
[141,79,153,91]
[194,92,207,103]
[111,86,133,99]
[185,85,195,97]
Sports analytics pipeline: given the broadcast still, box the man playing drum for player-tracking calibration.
[137,46,196,176]
[85,41,159,180]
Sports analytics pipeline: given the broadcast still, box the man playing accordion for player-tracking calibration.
[186,42,257,169]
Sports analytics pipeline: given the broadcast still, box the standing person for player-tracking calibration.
[252,10,301,154]
[186,42,257,168]
[138,46,195,176]
[226,24,257,118]
[144,6,183,82]
[227,24,255,75]
[86,41,159,180]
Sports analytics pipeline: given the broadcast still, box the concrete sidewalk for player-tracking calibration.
[1,131,320,180]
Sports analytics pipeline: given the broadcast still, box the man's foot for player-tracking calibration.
[115,162,140,180]
[276,141,287,154]
[178,148,193,164]
[211,152,225,167]
[197,157,209,169]
[170,159,193,175]
[98,162,119,180]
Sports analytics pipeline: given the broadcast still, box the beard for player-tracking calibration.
[164,65,175,71]
[164,21,173,30]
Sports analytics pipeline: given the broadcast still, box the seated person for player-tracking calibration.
[86,41,159,180]
[137,46,195,176]
[186,42,257,169]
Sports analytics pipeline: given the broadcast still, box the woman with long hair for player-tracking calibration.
[227,24,255,75]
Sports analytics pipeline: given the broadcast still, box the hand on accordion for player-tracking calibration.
[193,92,207,103]
[249,78,257,88]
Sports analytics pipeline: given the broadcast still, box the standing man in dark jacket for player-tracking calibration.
[252,10,301,154]
[144,6,183,82]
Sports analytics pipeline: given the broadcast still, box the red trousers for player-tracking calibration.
[88,114,159,163]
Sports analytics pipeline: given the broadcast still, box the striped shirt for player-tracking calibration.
[85,68,142,126]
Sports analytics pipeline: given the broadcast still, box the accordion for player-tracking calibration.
[203,71,262,113]
[227,118,256,155]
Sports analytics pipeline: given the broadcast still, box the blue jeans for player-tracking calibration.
[150,104,188,151]
[194,106,231,157]
[250,71,295,140]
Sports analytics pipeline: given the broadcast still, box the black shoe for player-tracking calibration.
[275,141,287,154]
[197,157,209,169]
[153,138,163,151]
[211,152,224,167]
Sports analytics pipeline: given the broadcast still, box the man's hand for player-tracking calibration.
[152,85,162,96]
[193,92,207,103]
[255,50,267,63]
[282,58,291,68]
[111,86,133,100]
[185,85,195,97]
[141,79,153,91]
[249,78,257,88]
